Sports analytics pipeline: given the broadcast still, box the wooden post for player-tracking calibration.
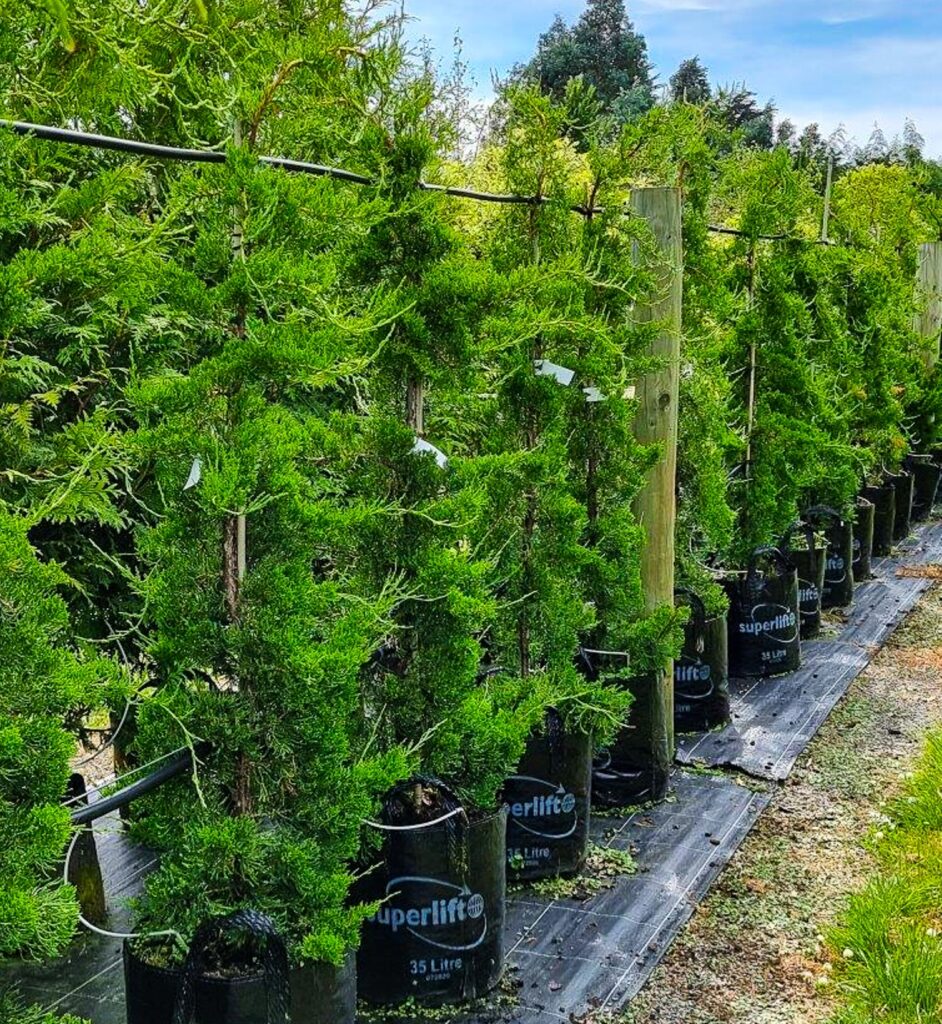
[915,242,942,369]
[745,242,757,480]
[631,187,682,777]
[631,187,682,611]
[821,154,834,243]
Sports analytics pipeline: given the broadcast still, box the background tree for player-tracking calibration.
[513,0,655,127]
[711,84,775,150]
[669,57,710,105]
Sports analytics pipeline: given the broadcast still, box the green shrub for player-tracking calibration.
[0,505,122,960]
[0,989,89,1024]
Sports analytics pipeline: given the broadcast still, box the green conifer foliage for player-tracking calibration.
[0,988,89,1024]
[832,165,932,467]
[0,505,122,960]
[95,3,416,968]
[333,77,549,813]
[714,150,857,556]
[125,143,411,966]
[457,87,679,728]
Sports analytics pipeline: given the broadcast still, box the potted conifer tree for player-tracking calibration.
[115,8,416,1017]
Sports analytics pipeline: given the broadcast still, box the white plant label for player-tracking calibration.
[533,359,575,386]
[583,386,605,403]
[183,457,202,491]
[623,385,637,400]
[412,437,448,469]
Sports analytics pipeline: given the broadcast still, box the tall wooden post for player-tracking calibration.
[915,242,942,370]
[820,154,834,243]
[631,186,682,779]
[632,187,683,611]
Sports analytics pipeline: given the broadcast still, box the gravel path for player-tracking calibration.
[622,582,942,1024]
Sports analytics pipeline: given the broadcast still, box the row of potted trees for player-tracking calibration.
[3,7,942,1024]
[113,81,680,1020]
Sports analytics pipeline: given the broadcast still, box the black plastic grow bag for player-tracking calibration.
[781,522,826,639]
[503,710,591,882]
[724,547,800,678]
[673,588,730,733]
[357,781,506,1007]
[908,455,941,521]
[863,484,896,556]
[580,651,671,807]
[124,911,355,1024]
[853,496,875,582]
[806,506,854,609]
[890,471,915,542]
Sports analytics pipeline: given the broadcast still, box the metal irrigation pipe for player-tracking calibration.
[1,118,604,215]
[708,223,835,246]
[69,743,210,826]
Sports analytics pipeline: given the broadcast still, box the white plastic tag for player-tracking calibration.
[412,437,448,469]
[533,359,575,386]
[183,457,202,491]
[623,385,637,400]
[583,386,605,403]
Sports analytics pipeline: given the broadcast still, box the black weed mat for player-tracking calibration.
[3,814,155,1024]
[677,519,942,780]
[360,772,770,1024]
[7,522,941,1023]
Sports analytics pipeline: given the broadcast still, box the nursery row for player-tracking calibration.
[2,4,942,1023]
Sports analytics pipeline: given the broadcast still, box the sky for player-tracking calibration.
[403,0,942,158]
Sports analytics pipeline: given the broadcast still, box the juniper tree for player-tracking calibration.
[326,73,551,812]
[0,504,123,961]
[451,87,678,735]
[94,0,418,967]
[714,149,859,554]
[831,164,935,464]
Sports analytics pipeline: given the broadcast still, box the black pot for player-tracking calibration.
[781,521,826,638]
[790,544,827,638]
[908,456,941,521]
[503,711,592,882]
[725,547,801,678]
[579,651,671,807]
[123,940,355,1024]
[863,484,896,556]
[673,589,730,733]
[357,799,506,1007]
[805,506,855,610]
[853,497,875,582]
[889,471,914,542]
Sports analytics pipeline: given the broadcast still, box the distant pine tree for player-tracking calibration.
[513,0,655,123]
[669,57,710,105]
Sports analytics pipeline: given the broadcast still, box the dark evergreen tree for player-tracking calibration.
[669,57,710,105]
[902,118,927,166]
[513,0,654,124]
[862,125,890,165]
[712,84,775,150]
[775,119,797,151]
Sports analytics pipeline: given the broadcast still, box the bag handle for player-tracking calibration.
[805,504,844,530]
[674,586,707,630]
[171,909,289,1024]
[742,546,792,602]
[746,546,793,578]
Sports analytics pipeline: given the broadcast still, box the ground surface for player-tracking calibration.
[624,582,942,1024]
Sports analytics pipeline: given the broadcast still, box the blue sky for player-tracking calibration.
[404,0,942,158]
